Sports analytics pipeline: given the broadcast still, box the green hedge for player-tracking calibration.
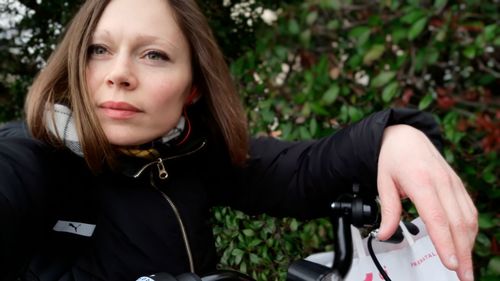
[214,1,499,280]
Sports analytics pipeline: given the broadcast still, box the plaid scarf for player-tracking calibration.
[46,104,185,159]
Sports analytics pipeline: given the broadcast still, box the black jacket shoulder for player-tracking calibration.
[0,131,56,280]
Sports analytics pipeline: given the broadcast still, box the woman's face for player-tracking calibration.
[86,0,192,146]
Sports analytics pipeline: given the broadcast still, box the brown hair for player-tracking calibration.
[25,0,249,171]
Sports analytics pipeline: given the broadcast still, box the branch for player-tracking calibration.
[477,61,500,78]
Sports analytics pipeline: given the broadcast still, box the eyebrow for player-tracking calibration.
[91,30,180,50]
[136,34,179,50]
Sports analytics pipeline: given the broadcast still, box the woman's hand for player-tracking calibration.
[377,124,478,281]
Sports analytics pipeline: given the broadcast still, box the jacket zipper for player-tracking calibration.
[132,140,207,179]
[151,180,195,273]
[132,140,206,273]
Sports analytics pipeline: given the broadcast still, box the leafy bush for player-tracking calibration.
[214,0,499,280]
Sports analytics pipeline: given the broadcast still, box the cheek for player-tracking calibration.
[85,66,99,97]
[149,79,189,109]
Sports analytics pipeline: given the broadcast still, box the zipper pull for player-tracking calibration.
[156,158,168,180]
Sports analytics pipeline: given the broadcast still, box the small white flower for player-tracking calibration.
[355,71,370,86]
[261,9,278,25]
[253,72,263,85]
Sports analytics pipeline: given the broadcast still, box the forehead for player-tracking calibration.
[93,0,187,46]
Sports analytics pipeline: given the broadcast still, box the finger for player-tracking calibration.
[440,153,478,248]
[446,165,478,247]
[409,181,459,271]
[376,173,402,240]
[452,173,478,280]
[454,176,478,248]
[434,172,474,281]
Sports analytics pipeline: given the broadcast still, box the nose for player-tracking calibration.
[106,56,138,90]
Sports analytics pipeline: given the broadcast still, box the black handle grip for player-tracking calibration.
[287,259,331,281]
[137,273,202,281]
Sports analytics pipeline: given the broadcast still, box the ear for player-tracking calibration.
[185,86,200,106]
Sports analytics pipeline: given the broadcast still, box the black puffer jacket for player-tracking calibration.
[0,108,442,281]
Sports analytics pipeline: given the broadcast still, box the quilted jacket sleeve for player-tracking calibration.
[209,108,443,219]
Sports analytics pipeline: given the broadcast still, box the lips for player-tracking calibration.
[99,101,143,119]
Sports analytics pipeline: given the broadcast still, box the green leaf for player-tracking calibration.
[408,17,428,40]
[347,54,363,68]
[434,0,447,11]
[436,28,447,42]
[326,20,340,30]
[482,170,497,184]
[426,48,440,65]
[363,44,385,65]
[474,233,491,257]
[310,103,330,116]
[300,29,312,47]
[299,126,312,140]
[301,102,311,118]
[444,148,455,164]
[463,46,476,59]
[371,71,396,88]
[274,45,289,60]
[261,109,275,123]
[339,105,349,122]
[249,253,262,264]
[248,239,261,248]
[479,213,497,229]
[322,84,340,104]
[288,19,300,35]
[320,0,341,10]
[242,229,255,237]
[418,93,434,110]
[414,48,426,72]
[401,10,426,24]
[483,24,497,41]
[239,261,247,273]
[309,118,318,136]
[367,15,383,27]
[348,26,371,46]
[306,11,318,25]
[487,256,500,276]
[348,106,364,122]
[232,248,245,264]
[494,36,500,46]
[290,219,299,232]
[382,81,400,102]
[392,28,408,44]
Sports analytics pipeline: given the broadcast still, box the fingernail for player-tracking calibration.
[464,270,474,281]
[449,255,458,268]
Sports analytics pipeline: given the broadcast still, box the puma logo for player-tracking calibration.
[69,223,82,232]
[53,220,96,237]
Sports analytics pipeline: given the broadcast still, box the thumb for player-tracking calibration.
[377,173,403,241]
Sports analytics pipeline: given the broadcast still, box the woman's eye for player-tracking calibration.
[145,50,168,61]
[88,45,108,56]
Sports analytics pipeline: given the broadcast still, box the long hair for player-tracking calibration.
[25,0,249,171]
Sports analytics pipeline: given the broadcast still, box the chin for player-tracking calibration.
[101,124,157,146]
[105,133,153,147]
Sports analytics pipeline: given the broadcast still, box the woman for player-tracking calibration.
[0,0,477,280]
